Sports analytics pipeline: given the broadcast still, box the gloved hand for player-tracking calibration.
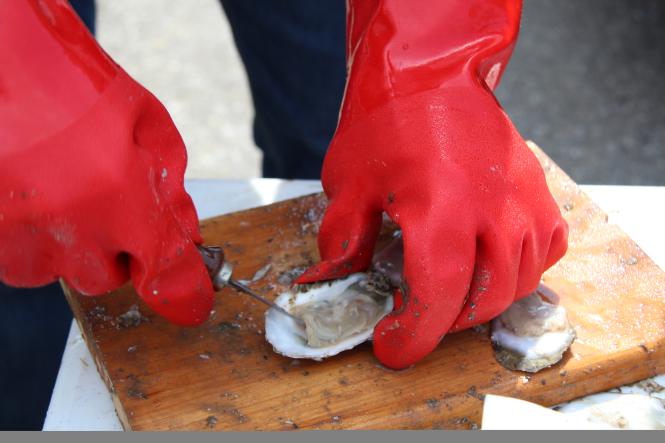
[0,0,213,325]
[297,0,568,368]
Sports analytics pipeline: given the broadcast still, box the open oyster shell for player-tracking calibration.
[491,285,576,373]
[264,273,393,360]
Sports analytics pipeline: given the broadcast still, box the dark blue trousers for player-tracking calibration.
[221,0,346,179]
[0,0,345,430]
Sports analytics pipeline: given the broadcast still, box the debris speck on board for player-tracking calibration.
[217,321,241,333]
[116,305,147,328]
[426,399,441,410]
[277,267,306,286]
[251,263,272,282]
[467,386,485,401]
[128,388,147,400]
[206,415,218,428]
[89,305,113,324]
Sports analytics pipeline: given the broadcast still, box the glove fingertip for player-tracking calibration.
[295,255,371,285]
[372,293,429,370]
[372,318,419,370]
[131,242,215,326]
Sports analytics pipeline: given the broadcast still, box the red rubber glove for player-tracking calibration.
[0,0,213,325]
[297,0,569,369]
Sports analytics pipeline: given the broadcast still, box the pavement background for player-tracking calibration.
[497,0,665,185]
[97,0,260,179]
[97,0,665,185]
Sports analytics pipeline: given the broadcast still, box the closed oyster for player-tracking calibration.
[491,285,576,373]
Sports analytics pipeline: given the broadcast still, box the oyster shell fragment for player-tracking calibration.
[265,273,393,360]
[491,285,576,373]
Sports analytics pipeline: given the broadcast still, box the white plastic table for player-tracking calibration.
[42,180,665,430]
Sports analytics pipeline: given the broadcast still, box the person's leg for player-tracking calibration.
[0,1,96,430]
[220,0,346,179]
[69,0,97,35]
[0,284,74,430]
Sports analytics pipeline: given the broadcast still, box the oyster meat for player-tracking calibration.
[265,273,393,360]
[491,285,576,372]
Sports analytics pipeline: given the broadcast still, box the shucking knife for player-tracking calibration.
[198,245,304,326]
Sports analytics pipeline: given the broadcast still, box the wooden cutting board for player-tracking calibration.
[62,142,665,430]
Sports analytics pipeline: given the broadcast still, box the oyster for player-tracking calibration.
[491,285,576,372]
[265,273,393,360]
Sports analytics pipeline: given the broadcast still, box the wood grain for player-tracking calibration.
[62,143,665,430]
